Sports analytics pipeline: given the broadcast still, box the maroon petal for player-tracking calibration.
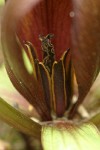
[1,0,39,95]
[1,0,51,121]
[18,0,72,60]
[70,0,100,117]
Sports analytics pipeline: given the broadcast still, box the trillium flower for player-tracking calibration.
[0,0,100,149]
[1,0,99,121]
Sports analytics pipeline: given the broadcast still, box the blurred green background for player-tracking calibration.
[0,0,4,5]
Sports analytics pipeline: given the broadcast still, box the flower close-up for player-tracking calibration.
[0,0,100,149]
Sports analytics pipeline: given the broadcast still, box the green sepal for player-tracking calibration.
[41,122,100,150]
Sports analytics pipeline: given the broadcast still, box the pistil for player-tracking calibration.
[39,34,55,75]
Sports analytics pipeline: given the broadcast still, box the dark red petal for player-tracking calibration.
[1,0,51,121]
[18,0,72,60]
[1,0,38,94]
[70,0,100,117]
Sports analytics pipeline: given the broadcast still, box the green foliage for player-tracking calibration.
[88,112,100,129]
[22,50,33,74]
[0,0,4,5]
[0,65,15,92]
[0,97,41,138]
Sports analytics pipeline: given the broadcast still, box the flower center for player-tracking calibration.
[39,34,55,75]
[24,34,76,119]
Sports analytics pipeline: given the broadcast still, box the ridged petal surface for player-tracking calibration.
[18,0,72,60]
[70,0,100,117]
[1,0,51,121]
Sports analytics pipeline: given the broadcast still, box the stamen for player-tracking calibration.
[39,34,55,75]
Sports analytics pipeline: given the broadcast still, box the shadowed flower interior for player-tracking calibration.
[23,33,75,119]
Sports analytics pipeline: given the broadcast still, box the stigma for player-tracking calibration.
[39,34,55,75]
